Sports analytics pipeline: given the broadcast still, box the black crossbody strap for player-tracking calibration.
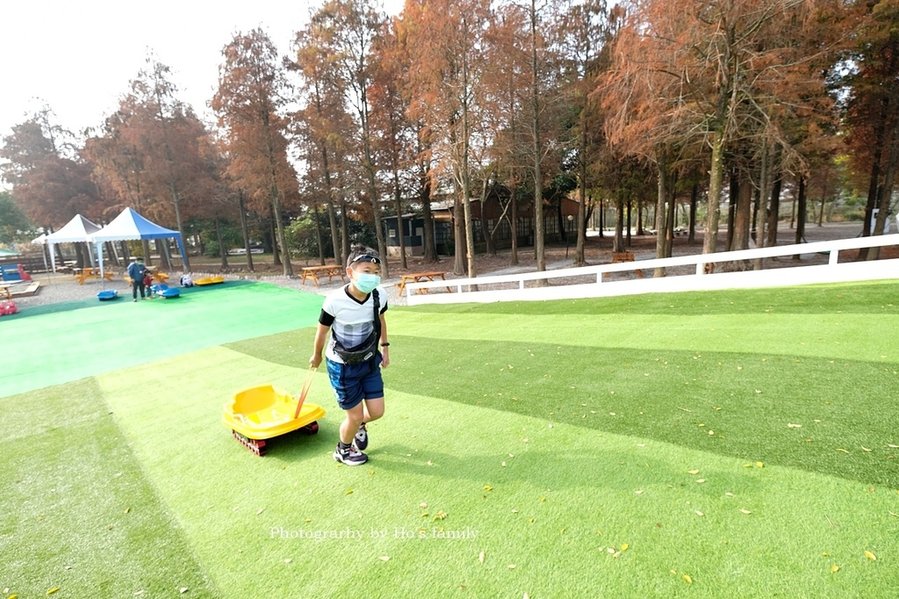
[372,289,380,338]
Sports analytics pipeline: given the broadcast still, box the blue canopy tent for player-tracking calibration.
[90,207,187,277]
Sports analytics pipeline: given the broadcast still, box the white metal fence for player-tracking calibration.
[404,233,899,305]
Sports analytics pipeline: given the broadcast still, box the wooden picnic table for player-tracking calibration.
[73,267,115,285]
[300,264,346,286]
[397,271,451,294]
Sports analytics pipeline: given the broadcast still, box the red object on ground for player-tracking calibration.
[0,300,18,315]
[17,264,32,281]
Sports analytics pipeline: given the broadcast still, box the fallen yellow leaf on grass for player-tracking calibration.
[861,446,872,452]
[378,555,390,562]
[419,502,428,509]
[830,564,840,573]
[46,589,59,596]
[483,484,493,492]
[695,479,706,484]
[788,423,802,429]
[739,508,752,515]
[688,469,700,475]
[682,574,693,584]
[755,461,764,468]
[433,510,447,520]
[695,510,704,517]
[864,550,877,561]
[620,543,629,552]
[478,551,485,563]
[836,448,851,454]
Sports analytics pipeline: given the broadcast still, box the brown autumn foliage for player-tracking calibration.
[600,0,848,255]
[1,114,102,231]
[212,28,299,277]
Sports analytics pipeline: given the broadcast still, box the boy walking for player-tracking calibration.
[310,246,390,466]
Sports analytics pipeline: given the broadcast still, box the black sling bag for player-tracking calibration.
[331,289,380,364]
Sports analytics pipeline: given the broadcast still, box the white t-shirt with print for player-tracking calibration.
[320,285,388,364]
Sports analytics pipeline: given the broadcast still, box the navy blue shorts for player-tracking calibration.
[326,354,384,410]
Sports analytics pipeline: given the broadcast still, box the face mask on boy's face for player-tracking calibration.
[354,272,381,293]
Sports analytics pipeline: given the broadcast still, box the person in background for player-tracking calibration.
[127,256,148,302]
[143,269,155,299]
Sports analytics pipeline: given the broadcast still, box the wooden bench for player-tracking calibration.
[611,251,644,278]
[300,264,345,286]
[397,271,451,294]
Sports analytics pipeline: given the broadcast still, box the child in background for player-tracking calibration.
[143,270,154,298]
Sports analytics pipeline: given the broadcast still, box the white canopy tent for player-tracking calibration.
[90,207,187,277]
[39,214,102,272]
[29,233,50,272]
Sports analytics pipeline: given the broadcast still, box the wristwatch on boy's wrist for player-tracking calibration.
[380,342,390,347]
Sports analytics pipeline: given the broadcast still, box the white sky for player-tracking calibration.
[0,0,403,143]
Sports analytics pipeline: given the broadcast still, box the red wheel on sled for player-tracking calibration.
[300,421,319,434]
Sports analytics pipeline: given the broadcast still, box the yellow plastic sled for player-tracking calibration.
[195,275,225,286]
[223,374,324,456]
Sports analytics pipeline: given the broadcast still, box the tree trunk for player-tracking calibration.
[766,172,782,248]
[754,142,770,271]
[793,175,807,259]
[626,198,633,246]
[392,169,407,270]
[340,197,350,261]
[215,218,229,270]
[451,170,465,275]
[510,179,519,265]
[321,146,342,265]
[869,124,899,259]
[313,203,325,265]
[420,167,436,262]
[530,0,545,274]
[237,192,254,272]
[359,88,388,279]
[731,171,753,251]
[688,183,698,243]
[703,132,724,255]
[654,161,669,277]
[613,194,625,253]
[575,107,587,266]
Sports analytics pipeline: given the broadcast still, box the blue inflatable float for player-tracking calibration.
[97,289,119,301]
[152,283,180,299]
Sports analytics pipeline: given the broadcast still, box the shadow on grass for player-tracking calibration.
[370,443,765,499]
[392,339,899,487]
[229,331,898,487]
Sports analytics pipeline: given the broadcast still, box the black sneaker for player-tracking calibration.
[333,444,368,466]
[354,422,368,451]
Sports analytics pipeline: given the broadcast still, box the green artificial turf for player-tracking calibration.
[0,281,323,398]
[2,280,897,597]
[0,379,216,597]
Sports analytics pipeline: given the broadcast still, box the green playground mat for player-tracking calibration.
[0,281,323,398]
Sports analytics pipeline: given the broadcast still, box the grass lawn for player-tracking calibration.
[2,280,897,597]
